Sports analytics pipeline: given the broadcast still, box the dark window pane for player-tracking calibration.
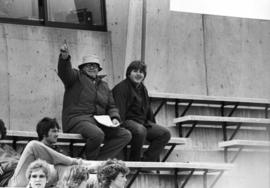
[0,0,40,21]
[47,0,104,26]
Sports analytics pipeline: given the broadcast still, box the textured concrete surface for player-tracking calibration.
[106,0,130,83]
[205,16,270,98]
[119,0,270,99]
[0,24,113,130]
[145,0,207,95]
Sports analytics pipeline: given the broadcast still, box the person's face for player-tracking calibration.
[29,169,47,188]
[44,127,59,144]
[110,173,127,188]
[128,69,145,84]
[82,63,99,78]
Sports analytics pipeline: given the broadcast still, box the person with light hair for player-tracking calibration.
[58,44,131,160]
[97,159,129,188]
[25,159,50,188]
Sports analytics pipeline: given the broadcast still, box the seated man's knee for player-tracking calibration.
[86,131,105,146]
[131,124,147,139]
[160,128,171,143]
[164,129,171,142]
[123,129,132,143]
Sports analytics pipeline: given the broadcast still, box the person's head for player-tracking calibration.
[36,117,60,144]
[79,55,102,78]
[126,60,147,84]
[97,159,129,188]
[26,159,50,188]
[0,119,7,140]
[60,165,95,188]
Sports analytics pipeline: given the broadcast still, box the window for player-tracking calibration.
[0,0,40,20]
[0,0,107,31]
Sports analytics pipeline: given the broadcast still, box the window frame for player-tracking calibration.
[0,0,107,31]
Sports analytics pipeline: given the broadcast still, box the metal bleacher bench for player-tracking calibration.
[149,92,270,163]
[4,130,234,188]
[124,161,234,188]
[172,115,270,162]
[219,139,270,149]
[4,130,189,161]
[173,115,270,138]
[218,139,270,163]
[149,91,270,135]
[149,91,270,109]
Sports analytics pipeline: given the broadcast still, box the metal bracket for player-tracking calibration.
[69,141,74,157]
[162,144,176,162]
[185,122,197,137]
[153,99,166,117]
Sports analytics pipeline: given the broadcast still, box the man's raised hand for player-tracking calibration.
[60,43,69,60]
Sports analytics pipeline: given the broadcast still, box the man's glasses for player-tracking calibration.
[31,174,46,179]
[84,63,99,69]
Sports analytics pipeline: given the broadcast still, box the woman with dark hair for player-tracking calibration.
[97,159,129,188]
[112,61,171,162]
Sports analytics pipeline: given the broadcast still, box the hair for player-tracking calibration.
[36,117,60,141]
[26,159,50,180]
[125,60,147,78]
[60,165,91,188]
[97,159,130,188]
[0,119,7,140]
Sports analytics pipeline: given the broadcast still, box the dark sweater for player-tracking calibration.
[112,78,155,125]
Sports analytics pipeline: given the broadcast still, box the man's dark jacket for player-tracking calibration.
[58,55,120,132]
[112,78,155,126]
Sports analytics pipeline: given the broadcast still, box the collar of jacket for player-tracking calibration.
[127,77,143,90]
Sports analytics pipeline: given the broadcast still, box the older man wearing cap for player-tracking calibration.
[57,45,131,160]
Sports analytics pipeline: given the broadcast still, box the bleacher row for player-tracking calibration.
[3,92,270,188]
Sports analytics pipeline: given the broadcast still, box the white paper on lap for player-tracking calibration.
[93,115,119,127]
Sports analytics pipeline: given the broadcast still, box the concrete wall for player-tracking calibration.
[205,16,270,98]
[0,24,114,131]
[116,0,270,98]
[106,0,144,84]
